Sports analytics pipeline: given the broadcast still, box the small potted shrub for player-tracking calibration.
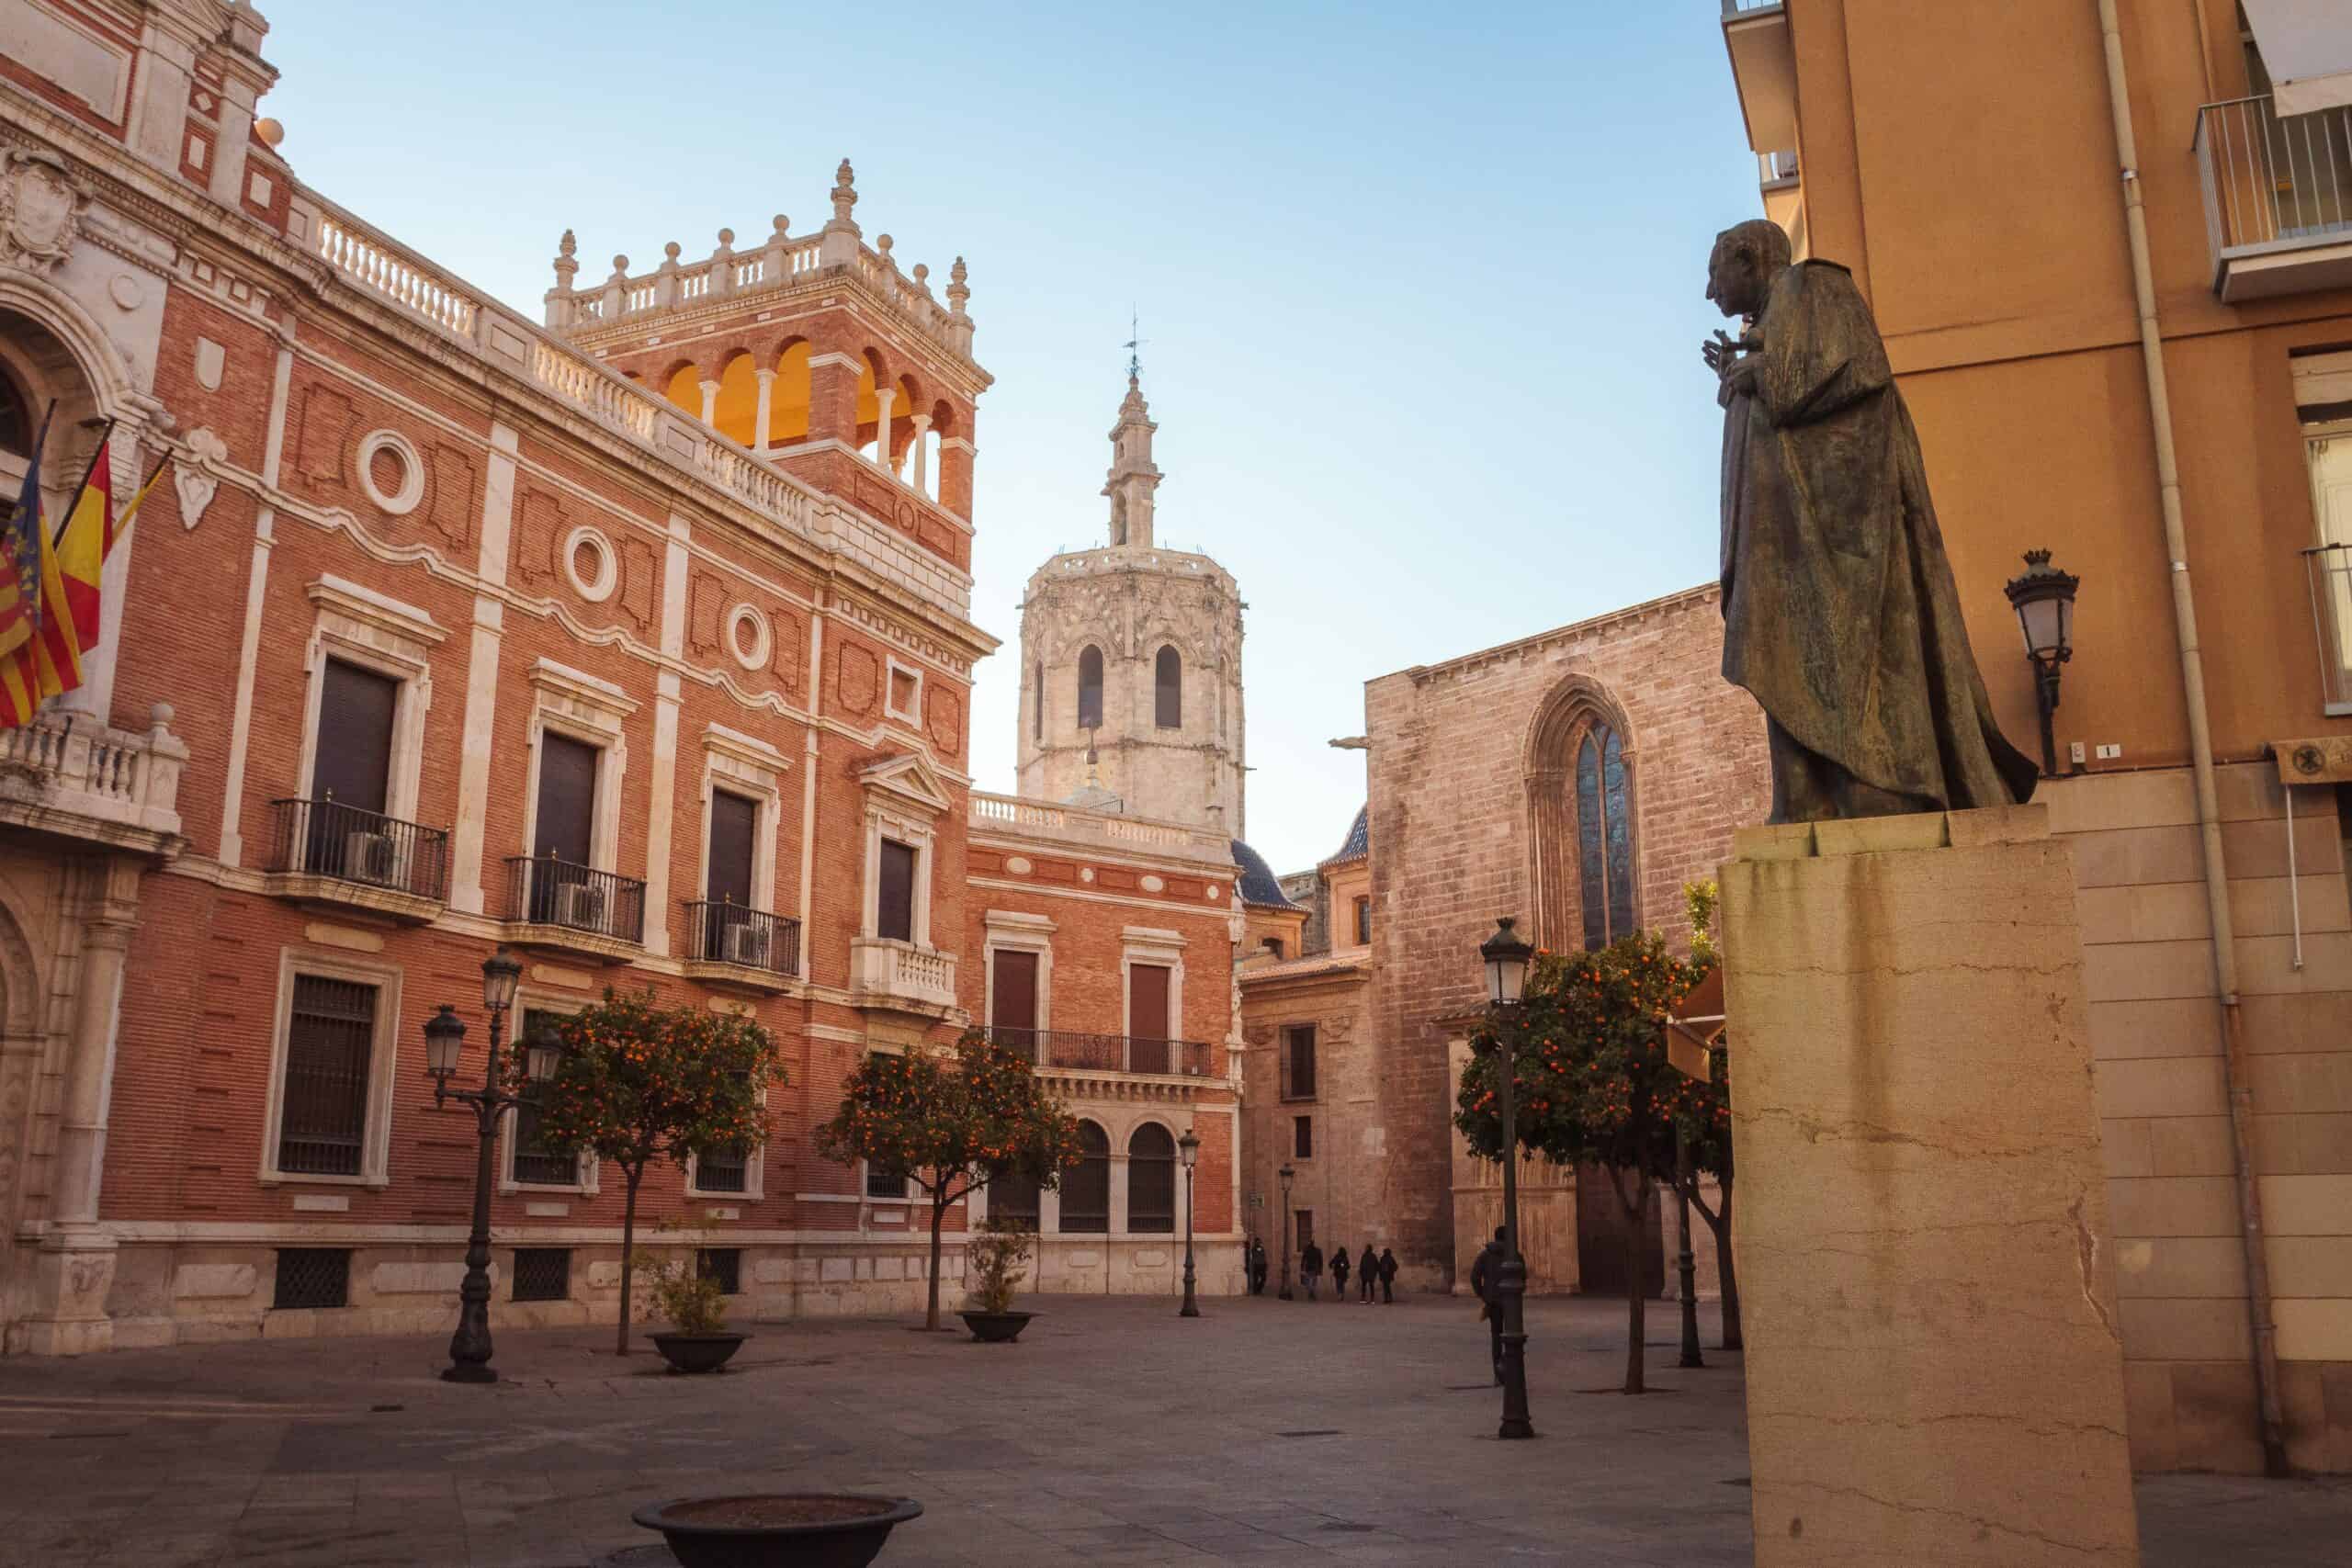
[637,1247,748,1374]
[957,1218,1035,1344]
[632,1493,922,1568]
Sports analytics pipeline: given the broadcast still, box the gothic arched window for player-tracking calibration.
[1155,646,1182,729]
[1575,724,1636,950]
[1077,646,1104,730]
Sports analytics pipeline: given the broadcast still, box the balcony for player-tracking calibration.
[0,705,186,858]
[2196,96,2352,302]
[681,900,802,994]
[985,1027,1215,1079]
[850,936,958,1015]
[503,855,646,963]
[1722,1,1795,171]
[263,797,450,923]
[2304,541,2352,716]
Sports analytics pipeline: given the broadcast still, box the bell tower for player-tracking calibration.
[1016,375,1246,833]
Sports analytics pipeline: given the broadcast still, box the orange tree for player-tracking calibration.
[1454,929,1713,1393]
[522,987,783,1354]
[817,1031,1085,1331]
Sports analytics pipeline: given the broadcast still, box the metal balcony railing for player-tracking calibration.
[2196,95,2352,278]
[2304,541,2352,716]
[984,1027,1214,1077]
[505,854,646,944]
[266,796,449,902]
[684,899,802,976]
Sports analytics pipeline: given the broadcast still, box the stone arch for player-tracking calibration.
[1523,673,1642,954]
[1125,1119,1178,1235]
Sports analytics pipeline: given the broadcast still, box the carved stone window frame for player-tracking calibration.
[255,946,404,1189]
[858,753,953,950]
[355,428,425,516]
[696,723,790,918]
[499,989,599,1196]
[982,909,1057,1035]
[519,659,637,874]
[1119,925,1188,1042]
[296,576,447,825]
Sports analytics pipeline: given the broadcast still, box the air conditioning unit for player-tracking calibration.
[721,922,770,967]
[343,831,402,887]
[554,881,606,931]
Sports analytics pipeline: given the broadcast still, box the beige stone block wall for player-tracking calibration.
[2046,761,2352,1473]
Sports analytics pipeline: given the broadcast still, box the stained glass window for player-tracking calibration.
[1575,723,1636,949]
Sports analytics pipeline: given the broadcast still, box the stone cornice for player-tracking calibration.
[1396,581,1721,689]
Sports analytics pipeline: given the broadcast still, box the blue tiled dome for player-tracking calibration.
[1230,839,1301,910]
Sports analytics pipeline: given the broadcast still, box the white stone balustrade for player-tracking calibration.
[0,703,187,856]
[969,791,1231,858]
[851,936,959,1011]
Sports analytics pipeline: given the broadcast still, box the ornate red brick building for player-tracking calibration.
[0,0,1238,1355]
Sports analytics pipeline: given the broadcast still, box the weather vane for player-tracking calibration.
[1123,306,1146,381]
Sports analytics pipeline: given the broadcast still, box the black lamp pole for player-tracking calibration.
[424,948,547,1385]
[1481,917,1536,1441]
[2003,549,2081,779]
[1277,1163,1295,1301]
[1676,1131,1704,1369]
[1178,1128,1201,1317]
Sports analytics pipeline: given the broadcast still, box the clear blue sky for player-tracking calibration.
[261,2,1759,874]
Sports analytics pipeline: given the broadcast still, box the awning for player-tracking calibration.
[2244,1,2352,117]
[1663,966,1725,1082]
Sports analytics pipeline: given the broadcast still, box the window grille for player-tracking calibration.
[1127,1124,1176,1234]
[511,1247,571,1303]
[510,1010,579,1186]
[277,976,378,1176]
[273,1247,350,1310]
[696,1247,741,1295]
[695,1145,750,1193]
[1061,1122,1110,1233]
[990,1167,1042,1230]
[865,1163,909,1200]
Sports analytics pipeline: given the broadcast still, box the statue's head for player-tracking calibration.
[1707,219,1792,320]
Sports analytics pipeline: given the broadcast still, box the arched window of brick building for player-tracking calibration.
[1061,1120,1110,1233]
[1575,724,1635,950]
[1077,645,1103,730]
[1527,680,1640,954]
[1155,645,1182,729]
[1127,1122,1176,1233]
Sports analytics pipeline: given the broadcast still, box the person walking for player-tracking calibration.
[1358,1244,1379,1303]
[1378,1247,1398,1304]
[1300,1238,1324,1301]
[1331,1244,1351,1301]
[1470,1226,1506,1383]
[1249,1237,1268,1296]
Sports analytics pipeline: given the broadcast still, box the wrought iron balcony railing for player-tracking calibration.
[984,1027,1214,1077]
[266,796,450,902]
[684,899,801,977]
[2195,94,2352,300]
[2304,541,2352,716]
[505,854,646,944]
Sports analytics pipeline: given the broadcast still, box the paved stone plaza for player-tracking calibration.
[0,1294,2346,1567]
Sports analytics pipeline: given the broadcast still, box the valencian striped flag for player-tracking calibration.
[52,425,164,657]
[0,408,52,728]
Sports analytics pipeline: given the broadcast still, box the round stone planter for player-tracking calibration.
[650,1331,749,1374]
[957,1309,1034,1343]
[631,1495,922,1568]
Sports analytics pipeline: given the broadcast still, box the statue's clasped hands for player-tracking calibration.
[1703,328,1762,396]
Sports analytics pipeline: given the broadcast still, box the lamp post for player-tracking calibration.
[1178,1127,1201,1318]
[2003,549,2081,778]
[1675,1131,1704,1369]
[1277,1162,1295,1301]
[1479,916,1535,1440]
[423,947,558,1385]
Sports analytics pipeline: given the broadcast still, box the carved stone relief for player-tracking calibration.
[0,150,86,273]
[192,336,224,390]
[173,428,227,529]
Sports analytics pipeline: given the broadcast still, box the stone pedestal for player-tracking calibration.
[20,1230,119,1356]
[1720,806,2139,1567]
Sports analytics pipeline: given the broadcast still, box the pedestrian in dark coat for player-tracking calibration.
[1300,1240,1324,1301]
[1358,1245,1379,1303]
[1469,1227,1506,1383]
[1378,1247,1398,1303]
[1250,1238,1268,1295]
[1331,1245,1351,1300]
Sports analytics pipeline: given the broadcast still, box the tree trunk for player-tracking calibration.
[1713,1179,1742,1350]
[1612,1166,1649,1395]
[926,1185,947,1331]
[616,1164,643,1356]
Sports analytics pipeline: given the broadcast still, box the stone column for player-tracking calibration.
[698,378,720,428]
[753,368,775,454]
[24,871,138,1356]
[1720,806,2138,1567]
[908,413,931,495]
[938,434,975,518]
[872,386,895,472]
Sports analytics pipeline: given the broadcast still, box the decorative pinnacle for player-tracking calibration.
[772,213,789,237]
[551,229,578,288]
[662,240,682,262]
[717,226,734,247]
[831,159,857,224]
[609,254,629,278]
[876,233,894,265]
[912,262,930,294]
[558,228,576,258]
[946,255,970,314]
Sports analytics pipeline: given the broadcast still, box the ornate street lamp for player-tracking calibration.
[2003,549,2081,778]
[1177,1128,1201,1318]
[1277,1162,1295,1301]
[1478,916,1536,1441]
[424,947,556,1385]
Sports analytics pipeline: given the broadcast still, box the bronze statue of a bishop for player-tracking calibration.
[1705,219,2037,824]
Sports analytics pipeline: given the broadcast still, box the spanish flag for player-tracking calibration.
[52,431,161,656]
[0,410,52,728]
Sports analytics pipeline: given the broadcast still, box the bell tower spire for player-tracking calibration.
[1102,322,1161,548]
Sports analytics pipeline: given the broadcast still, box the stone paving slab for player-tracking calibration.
[0,1294,2344,1566]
